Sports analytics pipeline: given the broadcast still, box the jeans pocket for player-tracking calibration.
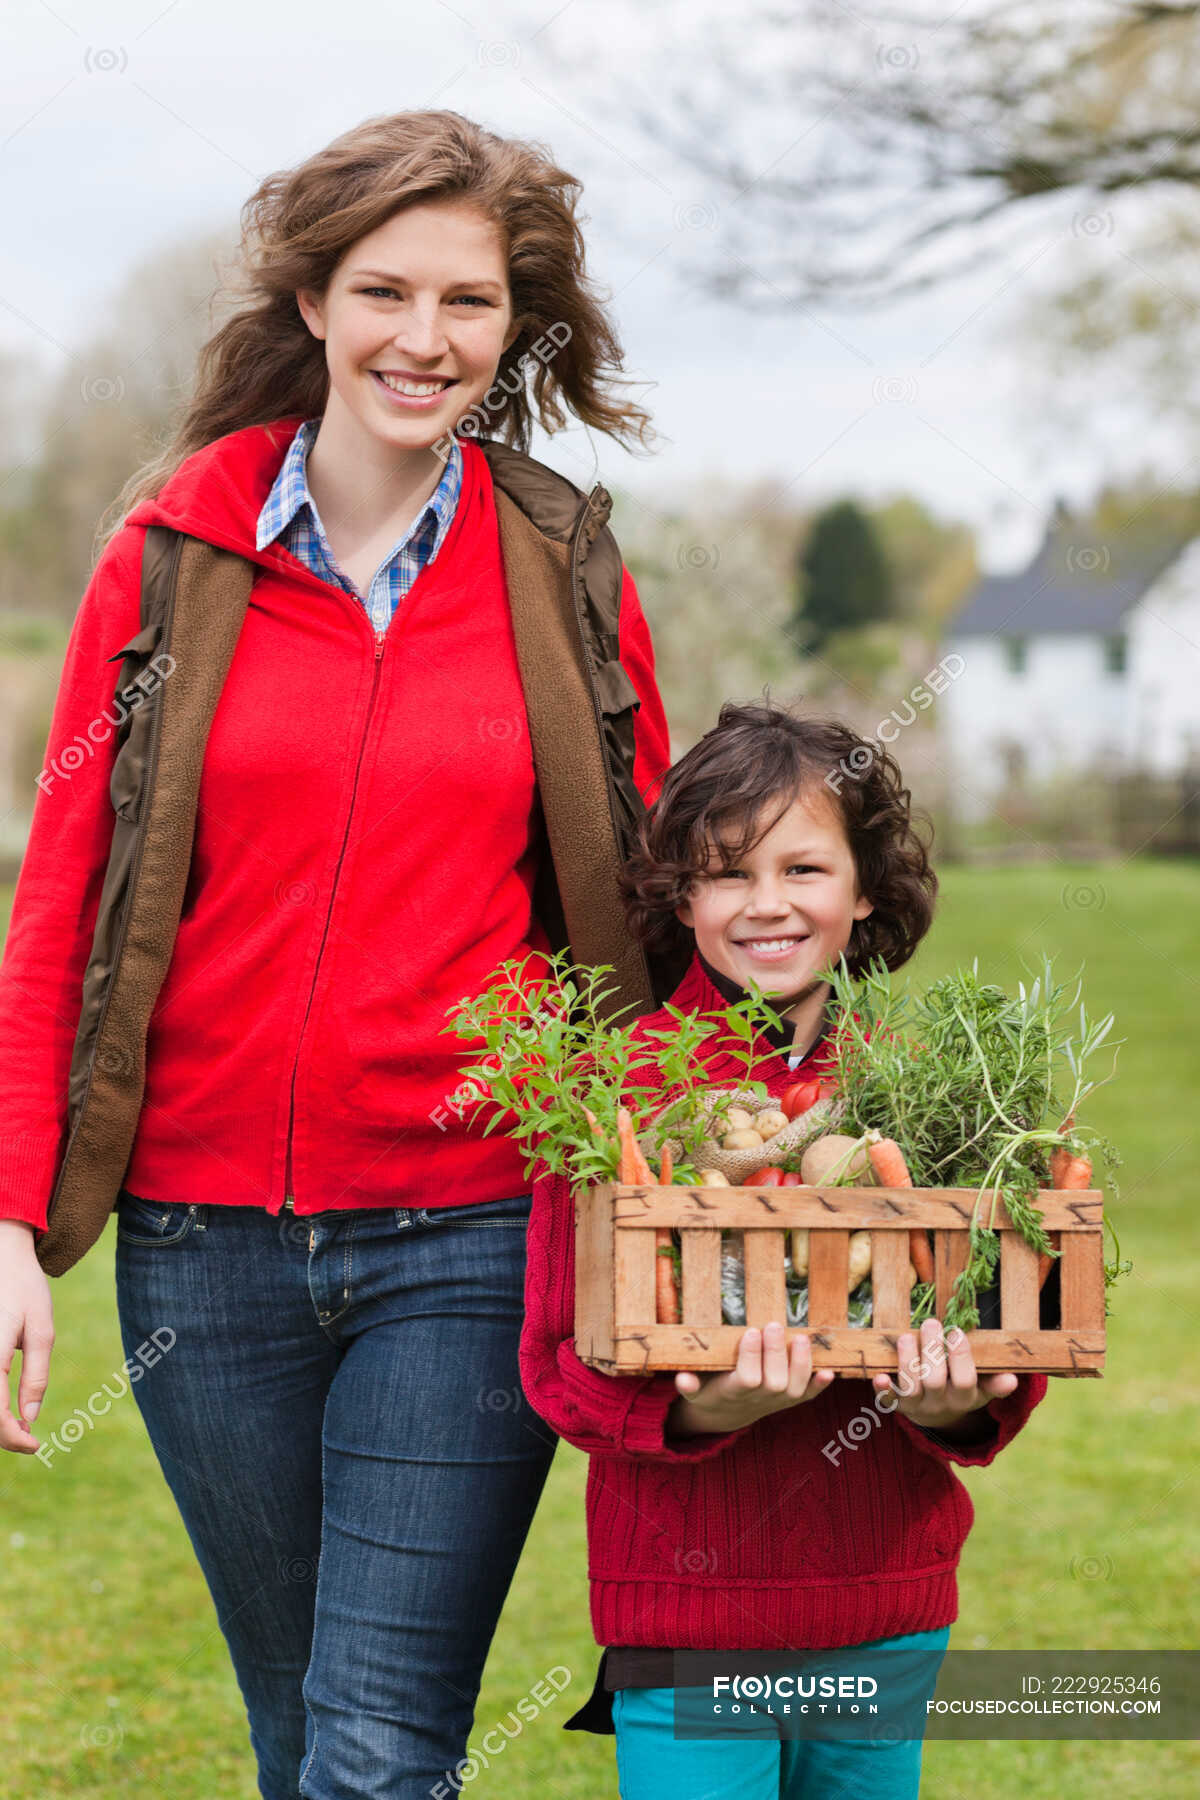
[417,1192,533,1228]
[115,1190,202,1246]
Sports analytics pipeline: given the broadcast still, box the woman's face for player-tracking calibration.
[674,787,874,1015]
[297,199,522,451]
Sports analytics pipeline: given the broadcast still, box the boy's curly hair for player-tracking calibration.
[619,700,937,979]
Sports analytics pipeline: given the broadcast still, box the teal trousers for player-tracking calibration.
[611,1625,951,1800]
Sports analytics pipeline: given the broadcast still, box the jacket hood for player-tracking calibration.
[125,416,314,566]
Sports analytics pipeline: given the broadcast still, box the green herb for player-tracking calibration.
[821,954,1125,1330]
[441,950,788,1192]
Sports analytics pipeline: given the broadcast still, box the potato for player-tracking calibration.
[800,1133,871,1186]
[847,1229,872,1288]
[723,1107,756,1133]
[721,1127,765,1150]
[696,1169,731,1186]
[789,1227,809,1278]
[907,1261,919,1287]
[754,1109,789,1139]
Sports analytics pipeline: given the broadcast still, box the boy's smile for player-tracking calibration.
[735,932,810,967]
[675,788,874,1033]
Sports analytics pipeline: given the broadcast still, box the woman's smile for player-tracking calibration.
[369,368,460,409]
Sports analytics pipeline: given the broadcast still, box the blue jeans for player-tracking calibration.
[612,1626,952,1800]
[113,1188,556,1800]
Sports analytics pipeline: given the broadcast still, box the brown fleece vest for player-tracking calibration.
[36,439,684,1276]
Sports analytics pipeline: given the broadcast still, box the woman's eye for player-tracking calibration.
[359,288,492,305]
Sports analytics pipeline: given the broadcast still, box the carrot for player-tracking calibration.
[616,1105,653,1184]
[1048,1110,1075,1189]
[615,1107,678,1317]
[616,1107,636,1183]
[866,1132,910,1187]
[867,1132,935,1286]
[655,1237,680,1324]
[653,1143,680,1320]
[656,1144,680,1316]
[1039,1114,1092,1287]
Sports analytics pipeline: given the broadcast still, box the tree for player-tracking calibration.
[607,477,809,751]
[532,0,1200,451]
[870,495,977,636]
[536,0,1200,458]
[0,228,236,620]
[793,500,894,652]
[612,1,1200,310]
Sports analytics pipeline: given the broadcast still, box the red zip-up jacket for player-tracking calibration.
[519,951,1048,1652]
[0,424,670,1231]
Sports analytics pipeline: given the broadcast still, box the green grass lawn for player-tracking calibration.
[1,860,1197,1797]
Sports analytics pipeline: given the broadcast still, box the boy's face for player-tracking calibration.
[674,788,874,1016]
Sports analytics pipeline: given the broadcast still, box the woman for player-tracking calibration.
[0,110,673,1798]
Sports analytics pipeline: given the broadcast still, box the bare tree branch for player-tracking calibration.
[609,0,1200,308]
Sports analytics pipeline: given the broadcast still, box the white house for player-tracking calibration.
[939,502,1200,820]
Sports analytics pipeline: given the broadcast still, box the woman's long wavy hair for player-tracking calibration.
[619,700,938,980]
[99,109,656,548]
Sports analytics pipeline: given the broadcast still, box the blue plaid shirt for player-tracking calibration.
[256,419,463,633]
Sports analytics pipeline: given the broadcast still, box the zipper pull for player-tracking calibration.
[374,628,386,660]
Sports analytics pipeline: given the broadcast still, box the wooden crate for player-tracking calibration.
[575,1181,1106,1378]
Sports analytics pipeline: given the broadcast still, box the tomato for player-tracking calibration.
[746,1166,785,1186]
[780,1170,807,1185]
[780,1079,821,1120]
[817,1076,839,1100]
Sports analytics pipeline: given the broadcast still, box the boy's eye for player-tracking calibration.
[713,864,820,880]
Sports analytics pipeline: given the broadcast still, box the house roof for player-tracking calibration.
[951,503,1193,638]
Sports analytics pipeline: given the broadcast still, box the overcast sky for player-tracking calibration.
[3,0,1189,570]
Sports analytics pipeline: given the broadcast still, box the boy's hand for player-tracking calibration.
[871,1316,1019,1432]
[668,1323,834,1437]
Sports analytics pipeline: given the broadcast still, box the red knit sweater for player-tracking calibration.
[519,952,1048,1651]
[0,423,670,1231]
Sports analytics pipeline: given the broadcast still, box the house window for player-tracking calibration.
[1003,637,1028,675]
[1104,632,1127,675]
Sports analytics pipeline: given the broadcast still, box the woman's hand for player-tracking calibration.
[668,1322,835,1437]
[0,1219,54,1454]
[871,1316,1018,1433]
